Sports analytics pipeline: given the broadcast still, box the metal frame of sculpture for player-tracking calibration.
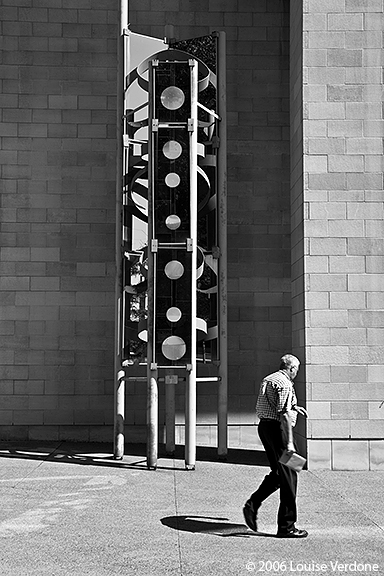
[115,6,227,470]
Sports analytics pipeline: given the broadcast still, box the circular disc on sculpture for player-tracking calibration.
[163,140,182,159]
[164,260,184,280]
[165,172,180,188]
[162,335,186,360]
[165,214,181,230]
[166,307,182,323]
[160,86,185,110]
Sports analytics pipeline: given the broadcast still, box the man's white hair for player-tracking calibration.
[280,354,300,369]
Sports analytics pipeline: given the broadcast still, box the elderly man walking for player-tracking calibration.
[243,354,308,538]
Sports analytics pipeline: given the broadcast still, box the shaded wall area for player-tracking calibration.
[0,0,293,447]
[0,1,117,441]
[289,0,306,454]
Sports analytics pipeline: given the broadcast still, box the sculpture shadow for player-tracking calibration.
[0,443,183,471]
[0,442,269,470]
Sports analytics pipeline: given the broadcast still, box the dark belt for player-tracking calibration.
[259,418,279,422]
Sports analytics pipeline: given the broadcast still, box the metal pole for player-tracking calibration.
[113,0,128,459]
[146,59,158,470]
[147,366,158,469]
[216,31,228,459]
[165,371,176,455]
[146,238,158,469]
[185,59,198,470]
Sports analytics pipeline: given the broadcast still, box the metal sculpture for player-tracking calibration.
[115,13,227,470]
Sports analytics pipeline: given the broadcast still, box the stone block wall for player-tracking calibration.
[301,0,384,469]
[3,0,382,468]
[0,0,117,442]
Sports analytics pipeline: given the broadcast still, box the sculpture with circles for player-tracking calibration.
[118,30,226,468]
[123,37,220,370]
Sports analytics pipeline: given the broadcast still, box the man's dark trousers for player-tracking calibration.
[250,419,298,533]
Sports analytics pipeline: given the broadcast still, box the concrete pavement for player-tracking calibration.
[0,442,383,575]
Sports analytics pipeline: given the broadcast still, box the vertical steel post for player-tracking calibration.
[185,59,198,470]
[146,59,158,470]
[147,365,158,469]
[113,0,128,459]
[216,31,228,458]
[185,366,196,469]
[146,241,158,470]
[165,371,176,455]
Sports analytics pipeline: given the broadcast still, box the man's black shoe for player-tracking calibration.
[243,499,258,532]
[276,528,308,538]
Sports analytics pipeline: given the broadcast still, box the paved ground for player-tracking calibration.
[0,442,383,576]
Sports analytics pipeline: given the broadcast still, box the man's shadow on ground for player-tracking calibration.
[161,515,275,538]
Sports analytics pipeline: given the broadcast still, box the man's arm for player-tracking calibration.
[280,411,295,452]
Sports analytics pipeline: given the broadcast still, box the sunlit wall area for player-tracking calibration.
[299,1,384,470]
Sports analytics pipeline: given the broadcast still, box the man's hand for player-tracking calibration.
[295,405,308,418]
[286,442,295,453]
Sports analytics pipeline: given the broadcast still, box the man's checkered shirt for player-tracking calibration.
[256,370,298,427]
